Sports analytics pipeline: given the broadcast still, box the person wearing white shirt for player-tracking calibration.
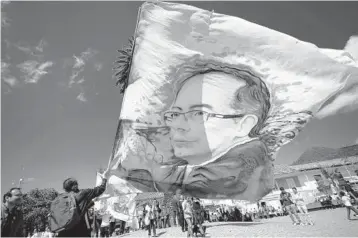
[339,191,358,220]
[145,203,157,237]
[31,229,40,238]
[100,213,111,237]
[42,227,53,238]
[182,197,193,237]
[291,187,314,225]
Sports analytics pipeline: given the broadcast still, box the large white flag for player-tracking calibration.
[108,1,358,201]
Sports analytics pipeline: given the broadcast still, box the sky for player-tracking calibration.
[1,1,358,194]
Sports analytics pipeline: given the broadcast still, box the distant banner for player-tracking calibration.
[107,1,358,201]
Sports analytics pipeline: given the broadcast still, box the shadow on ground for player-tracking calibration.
[205,222,263,228]
[156,231,167,237]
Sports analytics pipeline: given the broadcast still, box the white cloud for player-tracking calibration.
[76,92,87,102]
[35,39,47,53]
[77,78,85,84]
[3,76,18,87]
[73,55,85,69]
[15,44,32,54]
[1,61,19,88]
[1,12,10,28]
[1,62,10,75]
[17,60,54,84]
[38,61,53,71]
[63,48,101,102]
[1,1,11,28]
[94,62,103,71]
[68,48,98,83]
[355,138,358,145]
[14,39,48,58]
[72,48,98,69]
[80,48,98,61]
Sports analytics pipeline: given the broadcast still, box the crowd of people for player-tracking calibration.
[135,189,207,237]
[279,185,358,226]
[2,168,358,237]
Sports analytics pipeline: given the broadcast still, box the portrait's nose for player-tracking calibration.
[172,114,191,132]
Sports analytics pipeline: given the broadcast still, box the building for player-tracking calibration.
[258,144,358,209]
[134,192,174,213]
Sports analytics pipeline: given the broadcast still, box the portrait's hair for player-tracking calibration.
[173,61,271,137]
[63,178,78,192]
[279,187,285,191]
[3,188,21,202]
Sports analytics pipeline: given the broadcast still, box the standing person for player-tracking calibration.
[145,203,157,238]
[100,213,111,237]
[1,187,24,237]
[165,207,171,228]
[160,205,165,229]
[339,191,358,220]
[137,207,144,230]
[57,169,109,237]
[31,229,41,238]
[291,187,314,225]
[192,198,205,237]
[182,197,193,237]
[142,204,147,230]
[180,195,187,232]
[88,209,100,237]
[42,227,53,238]
[155,200,162,229]
[279,187,301,225]
[170,189,182,227]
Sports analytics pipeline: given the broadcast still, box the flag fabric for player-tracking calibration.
[94,172,139,222]
[107,1,358,201]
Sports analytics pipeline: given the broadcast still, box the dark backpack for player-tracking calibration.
[49,193,81,233]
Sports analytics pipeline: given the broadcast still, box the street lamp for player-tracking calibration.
[18,178,23,188]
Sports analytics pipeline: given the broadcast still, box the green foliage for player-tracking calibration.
[22,188,58,232]
[114,36,135,94]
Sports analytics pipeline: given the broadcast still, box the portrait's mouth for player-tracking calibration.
[173,140,197,146]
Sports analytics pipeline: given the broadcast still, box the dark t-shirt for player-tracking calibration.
[1,204,23,237]
[280,191,294,207]
[58,178,107,237]
[171,197,182,214]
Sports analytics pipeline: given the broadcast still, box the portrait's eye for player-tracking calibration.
[193,111,205,116]
[170,112,180,118]
[164,112,179,121]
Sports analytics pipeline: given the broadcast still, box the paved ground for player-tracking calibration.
[122,207,358,237]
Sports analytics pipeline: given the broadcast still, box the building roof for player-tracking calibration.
[291,144,358,166]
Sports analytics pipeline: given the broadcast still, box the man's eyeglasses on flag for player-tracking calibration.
[163,110,245,125]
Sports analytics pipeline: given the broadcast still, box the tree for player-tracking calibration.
[22,188,59,233]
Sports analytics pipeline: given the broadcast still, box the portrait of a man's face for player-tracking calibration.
[164,71,269,165]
